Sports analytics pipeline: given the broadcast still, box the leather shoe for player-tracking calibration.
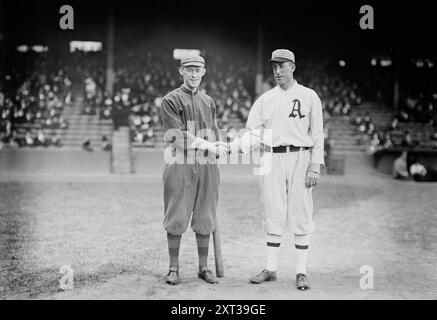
[165,268,181,285]
[249,269,277,284]
[198,268,218,284]
[296,273,310,290]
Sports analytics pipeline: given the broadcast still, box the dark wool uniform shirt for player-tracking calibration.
[161,85,221,235]
[161,85,220,152]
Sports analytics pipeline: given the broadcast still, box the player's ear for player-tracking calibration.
[178,66,184,76]
[290,62,296,72]
[200,68,206,76]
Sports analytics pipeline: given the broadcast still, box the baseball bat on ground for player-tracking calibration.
[213,217,224,277]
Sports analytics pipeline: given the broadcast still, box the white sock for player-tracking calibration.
[295,234,310,275]
[266,234,281,272]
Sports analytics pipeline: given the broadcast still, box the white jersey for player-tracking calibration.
[234,80,325,165]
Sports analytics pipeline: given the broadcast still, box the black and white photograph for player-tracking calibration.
[0,0,436,305]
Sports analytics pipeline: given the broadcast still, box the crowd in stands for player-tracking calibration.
[4,47,436,158]
[204,52,256,128]
[99,51,362,145]
[345,58,437,154]
[81,135,112,152]
[78,50,172,145]
[294,61,362,119]
[106,49,257,145]
[0,52,74,149]
[1,48,367,151]
[352,90,437,154]
[0,50,112,149]
[80,48,256,145]
[397,92,437,126]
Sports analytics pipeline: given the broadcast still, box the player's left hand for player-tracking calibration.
[305,170,319,188]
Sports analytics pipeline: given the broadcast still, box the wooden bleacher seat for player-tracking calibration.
[14,123,41,130]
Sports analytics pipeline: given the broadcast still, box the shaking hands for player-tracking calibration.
[209,141,230,158]
[195,138,239,158]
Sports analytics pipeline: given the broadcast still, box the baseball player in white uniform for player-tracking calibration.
[228,49,324,290]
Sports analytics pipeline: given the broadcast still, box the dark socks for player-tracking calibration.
[167,233,181,270]
[196,233,210,270]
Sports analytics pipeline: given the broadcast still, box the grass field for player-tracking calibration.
[1,151,437,300]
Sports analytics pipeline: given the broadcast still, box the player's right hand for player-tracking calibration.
[206,142,227,158]
[214,141,229,149]
[227,140,240,154]
[213,142,229,158]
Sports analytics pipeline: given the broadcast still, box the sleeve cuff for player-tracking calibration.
[308,162,321,173]
[229,139,240,154]
[310,152,325,166]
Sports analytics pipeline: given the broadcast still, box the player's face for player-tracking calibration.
[272,62,295,88]
[179,66,206,90]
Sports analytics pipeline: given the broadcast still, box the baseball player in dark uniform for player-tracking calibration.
[160,55,228,285]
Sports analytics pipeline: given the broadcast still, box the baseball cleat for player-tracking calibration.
[296,273,310,290]
[165,268,181,285]
[249,269,277,284]
[198,268,218,284]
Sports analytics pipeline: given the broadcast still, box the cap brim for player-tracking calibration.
[269,57,294,63]
[181,62,205,67]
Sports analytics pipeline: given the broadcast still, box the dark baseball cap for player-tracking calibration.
[180,55,205,67]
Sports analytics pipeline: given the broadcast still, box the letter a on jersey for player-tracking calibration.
[289,99,305,119]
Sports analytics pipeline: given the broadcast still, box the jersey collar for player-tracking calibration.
[278,79,298,91]
[180,84,199,95]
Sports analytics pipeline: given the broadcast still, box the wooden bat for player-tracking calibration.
[213,218,224,277]
[213,142,226,277]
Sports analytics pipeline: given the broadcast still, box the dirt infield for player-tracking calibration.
[1,162,436,300]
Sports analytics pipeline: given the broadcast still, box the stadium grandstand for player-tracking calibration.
[1,0,436,176]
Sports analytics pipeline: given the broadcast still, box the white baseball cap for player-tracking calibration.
[270,49,295,64]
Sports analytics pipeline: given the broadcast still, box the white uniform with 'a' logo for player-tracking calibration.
[234,80,324,235]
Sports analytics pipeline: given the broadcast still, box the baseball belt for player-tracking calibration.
[264,145,310,153]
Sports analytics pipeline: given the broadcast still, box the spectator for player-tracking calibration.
[353,112,363,126]
[431,128,437,148]
[82,138,93,152]
[362,112,371,126]
[392,151,410,180]
[102,135,112,151]
[401,130,415,148]
[85,77,97,98]
[51,134,62,147]
[367,122,376,136]
[24,130,35,146]
[36,129,47,147]
[0,87,4,108]
[358,121,367,134]
[10,131,22,147]
[386,116,400,132]
[367,132,381,154]
[382,131,394,149]
[409,161,428,182]
[398,110,410,122]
